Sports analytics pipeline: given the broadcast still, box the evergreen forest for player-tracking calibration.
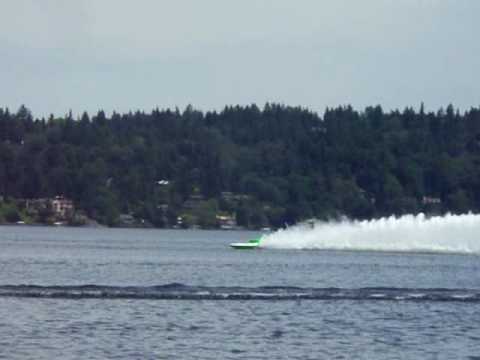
[1,103,480,228]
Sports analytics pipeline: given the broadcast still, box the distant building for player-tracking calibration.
[157,204,169,211]
[51,196,74,219]
[24,198,51,214]
[221,192,234,202]
[422,196,441,205]
[176,216,183,228]
[216,214,237,230]
[220,192,250,203]
[183,194,205,210]
[22,196,75,222]
[118,214,136,226]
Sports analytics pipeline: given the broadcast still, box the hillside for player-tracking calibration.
[1,103,479,228]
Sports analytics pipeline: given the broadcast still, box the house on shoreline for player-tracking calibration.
[20,196,75,223]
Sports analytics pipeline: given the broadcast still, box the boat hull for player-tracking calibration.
[229,243,259,249]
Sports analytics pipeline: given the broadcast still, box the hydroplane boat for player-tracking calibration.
[230,237,262,249]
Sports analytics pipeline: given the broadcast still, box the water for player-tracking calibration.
[1,223,480,359]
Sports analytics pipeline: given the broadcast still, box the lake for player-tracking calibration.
[1,225,479,359]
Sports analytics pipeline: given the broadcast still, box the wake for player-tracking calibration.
[261,213,480,254]
[0,284,479,302]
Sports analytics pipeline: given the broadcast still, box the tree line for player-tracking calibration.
[0,103,479,228]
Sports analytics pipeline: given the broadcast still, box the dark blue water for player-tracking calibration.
[1,226,480,359]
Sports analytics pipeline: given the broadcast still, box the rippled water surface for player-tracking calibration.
[1,226,480,359]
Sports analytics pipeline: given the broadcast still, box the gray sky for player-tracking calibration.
[1,0,479,118]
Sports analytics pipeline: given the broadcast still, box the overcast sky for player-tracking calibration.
[1,0,479,118]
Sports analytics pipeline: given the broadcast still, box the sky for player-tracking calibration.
[1,0,479,118]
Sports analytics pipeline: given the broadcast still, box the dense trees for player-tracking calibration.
[0,103,480,228]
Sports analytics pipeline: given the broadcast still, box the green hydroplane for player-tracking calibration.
[230,237,262,249]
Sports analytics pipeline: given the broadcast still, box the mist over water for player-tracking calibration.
[261,213,480,254]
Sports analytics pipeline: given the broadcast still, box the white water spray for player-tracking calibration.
[261,213,480,254]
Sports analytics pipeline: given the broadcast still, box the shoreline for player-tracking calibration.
[0,222,265,232]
